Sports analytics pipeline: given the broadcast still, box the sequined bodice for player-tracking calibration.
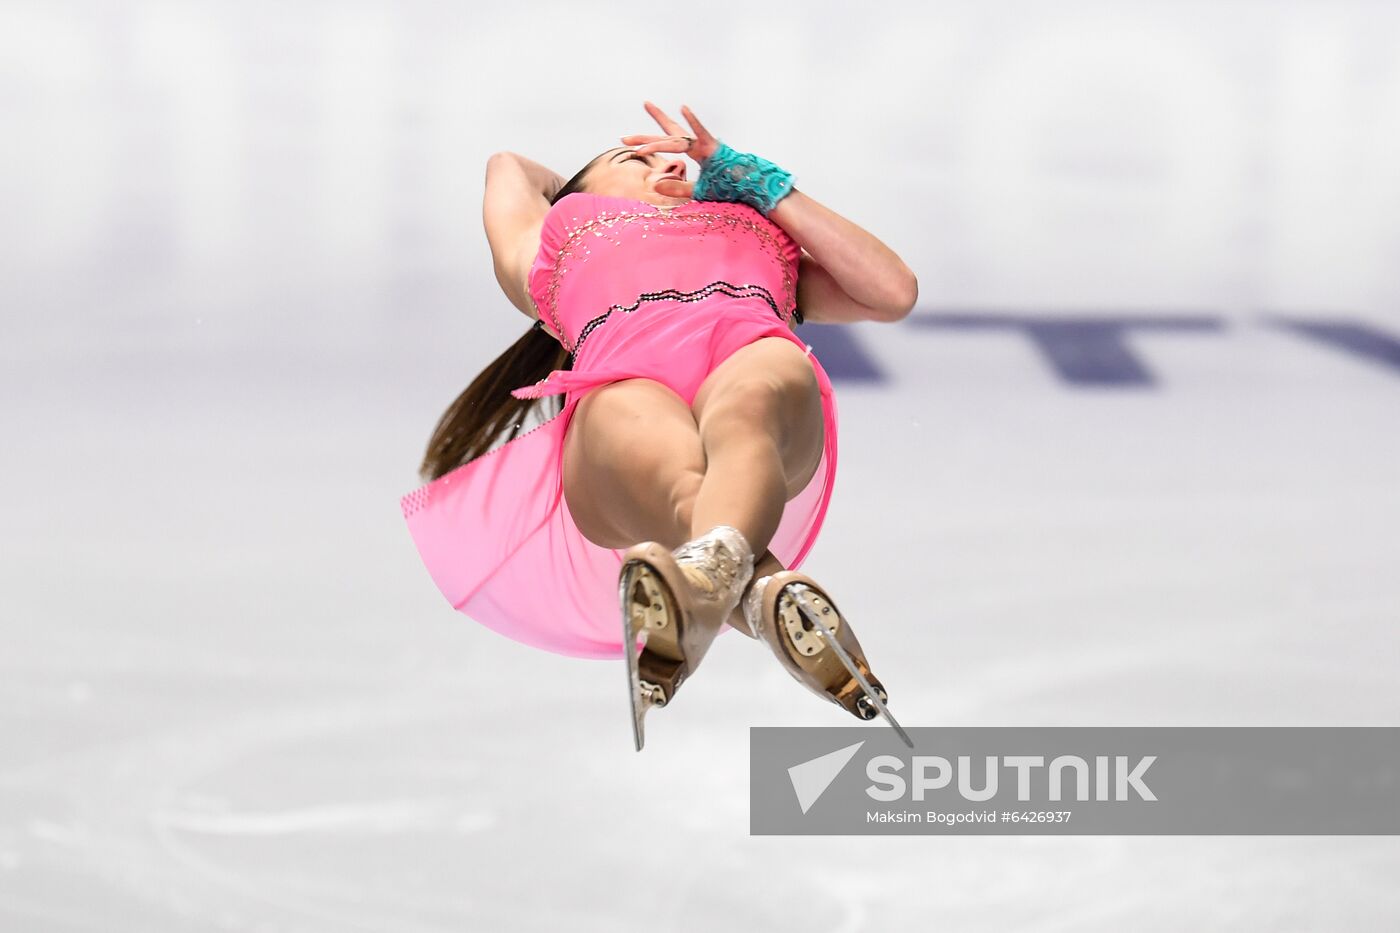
[527,192,802,357]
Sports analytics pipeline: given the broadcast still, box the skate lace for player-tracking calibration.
[672,527,753,603]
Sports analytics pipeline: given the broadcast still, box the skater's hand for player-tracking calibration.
[620,102,719,199]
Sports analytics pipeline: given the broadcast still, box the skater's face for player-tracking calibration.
[582,146,689,205]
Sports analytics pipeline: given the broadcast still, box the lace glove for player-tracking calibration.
[692,141,794,216]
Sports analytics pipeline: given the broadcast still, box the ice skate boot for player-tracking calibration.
[743,571,913,748]
[618,524,754,750]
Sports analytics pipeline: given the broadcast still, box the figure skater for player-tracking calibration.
[400,102,917,750]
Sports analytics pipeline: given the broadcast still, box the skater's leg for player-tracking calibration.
[687,337,826,558]
[563,377,706,550]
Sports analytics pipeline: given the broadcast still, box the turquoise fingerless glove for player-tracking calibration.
[692,141,794,215]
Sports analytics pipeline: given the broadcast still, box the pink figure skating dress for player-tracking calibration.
[399,192,839,659]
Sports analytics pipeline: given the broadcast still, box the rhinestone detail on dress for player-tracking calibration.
[570,280,790,363]
[535,204,800,352]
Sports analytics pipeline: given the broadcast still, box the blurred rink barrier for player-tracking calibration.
[3,0,1399,359]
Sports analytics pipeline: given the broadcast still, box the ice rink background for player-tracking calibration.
[3,0,1399,929]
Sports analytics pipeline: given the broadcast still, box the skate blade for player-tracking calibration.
[620,561,670,752]
[791,587,915,749]
[620,563,649,751]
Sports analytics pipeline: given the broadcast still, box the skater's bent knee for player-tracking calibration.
[585,377,688,423]
[695,372,817,451]
[696,376,784,426]
[574,382,704,473]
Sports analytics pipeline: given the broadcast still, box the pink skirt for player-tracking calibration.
[399,295,839,659]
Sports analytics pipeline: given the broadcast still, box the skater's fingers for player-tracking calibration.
[643,100,685,137]
[632,136,694,157]
[679,105,718,162]
[680,105,715,145]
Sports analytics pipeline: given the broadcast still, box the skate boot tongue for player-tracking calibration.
[679,562,724,598]
[671,525,755,609]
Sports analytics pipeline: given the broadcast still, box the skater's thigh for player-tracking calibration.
[690,336,825,499]
[562,378,706,548]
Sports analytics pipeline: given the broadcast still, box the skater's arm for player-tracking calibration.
[768,189,918,324]
[484,152,564,319]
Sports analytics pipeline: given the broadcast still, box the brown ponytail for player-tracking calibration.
[415,328,571,483]
[415,153,600,483]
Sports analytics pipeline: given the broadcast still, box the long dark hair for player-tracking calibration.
[415,154,602,482]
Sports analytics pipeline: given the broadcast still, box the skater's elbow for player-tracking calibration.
[873,267,919,322]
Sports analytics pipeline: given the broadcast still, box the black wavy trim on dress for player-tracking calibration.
[568,280,803,362]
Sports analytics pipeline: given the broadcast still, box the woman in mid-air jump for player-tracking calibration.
[401,102,917,750]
